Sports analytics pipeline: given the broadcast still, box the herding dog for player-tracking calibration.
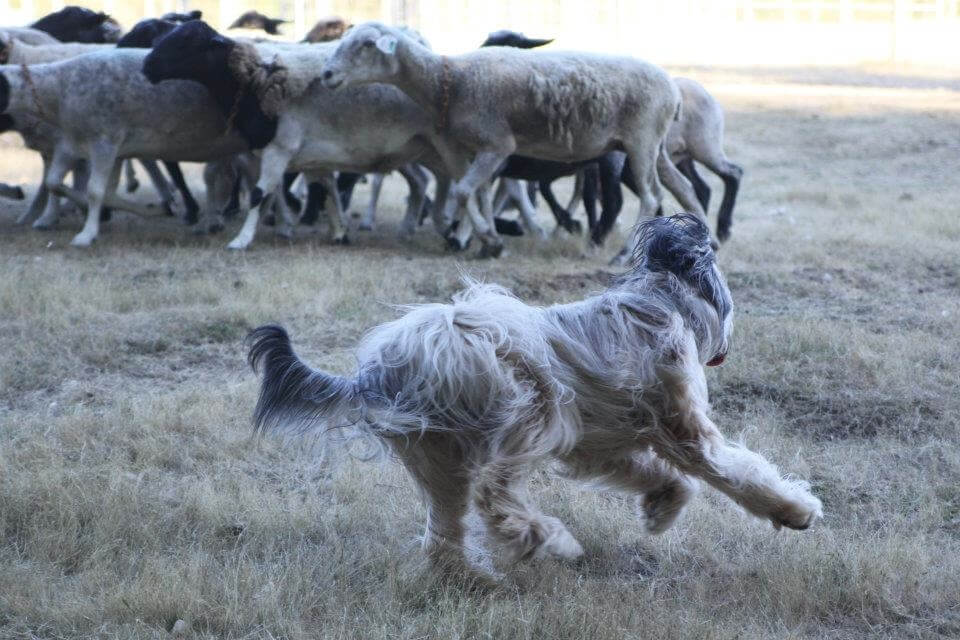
[248,214,822,576]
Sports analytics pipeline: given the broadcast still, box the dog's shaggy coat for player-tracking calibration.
[248,214,822,575]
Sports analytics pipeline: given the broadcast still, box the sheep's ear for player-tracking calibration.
[375,34,398,55]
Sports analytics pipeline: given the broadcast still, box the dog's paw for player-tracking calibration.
[642,479,695,535]
[771,493,823,531]
[542,527,585,561]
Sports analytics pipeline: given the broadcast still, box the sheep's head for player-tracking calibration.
[31,6,122,43]
[321,22,403,91]
[143,20,233,85]
[117,18,178,49]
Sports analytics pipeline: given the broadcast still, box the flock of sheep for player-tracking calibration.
[0,6,743,262]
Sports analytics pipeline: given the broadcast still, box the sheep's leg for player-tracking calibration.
[198,160,232,234]
[17,184,47,225]
[561,449,696,534]
[502,178,546,240]
[656,145,706,220]
[590,154,626,248]
[611,142,665,265]
[430,175,452,236]
[123,159,139,193]
[17,153,51,225]
[307,171,349,244]
[538,179,580,235]
[566,169,585,215]
[397,166,427,238]
[70,143,119,247]
[227,147,292,250]
[33,151,74,230]
[695,154,743,243]
[492,178,510,216]
[163,161,200,225]
[449,152,507,256]
[357,173,382,233]
[140,159,182,218]
[676,156,711,214]
[650,341,822,531]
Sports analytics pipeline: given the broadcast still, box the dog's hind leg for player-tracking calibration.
[473,459,584,563]
[561,449,696,534]
[392,437,475,576]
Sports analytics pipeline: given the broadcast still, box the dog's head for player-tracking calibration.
[632,213,733,365]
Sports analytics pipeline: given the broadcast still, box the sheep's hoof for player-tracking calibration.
[716,226,731,243]
[263,214,276,227]
[70,234,95,248]
[275,226,294,239]
[564,219,583,235]
[446,235,469,252]
[126,179,139,193]
[32,219,55,231]
[333,235,350,246]
[710,239,719,251]
[478,243,504,259]
[226,238,250,250]
[184,209,200,226]
[359,222,374,232]
[493,218,524,237]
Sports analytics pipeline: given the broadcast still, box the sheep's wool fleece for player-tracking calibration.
[227,40,333,115]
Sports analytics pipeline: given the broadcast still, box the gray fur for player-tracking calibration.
[0,27,59,47]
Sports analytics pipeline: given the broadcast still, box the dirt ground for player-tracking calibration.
[1,66,959,639]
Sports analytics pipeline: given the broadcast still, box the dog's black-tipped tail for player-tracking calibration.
[247,324,358,436]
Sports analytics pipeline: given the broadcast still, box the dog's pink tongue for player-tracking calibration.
[706,353,726,367]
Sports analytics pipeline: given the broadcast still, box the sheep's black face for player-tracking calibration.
[31,7,121,43]
[117,19,177,49]
[321,22,401,91]
[143,21,232,85]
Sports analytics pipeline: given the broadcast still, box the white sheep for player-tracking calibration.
[0,49,249,246]
[320,22,708,256]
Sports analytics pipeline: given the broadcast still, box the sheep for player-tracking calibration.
[0,27,59,46]
[228,11,287,36]
[30,6,122,43]
[0,48,250,246]
[580,78,744,251]
[143,21,451,250]
[303,16,350,43]
[321,22,708,257]
[0,34,197,225]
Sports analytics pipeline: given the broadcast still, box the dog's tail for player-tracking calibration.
[247,325,359,436]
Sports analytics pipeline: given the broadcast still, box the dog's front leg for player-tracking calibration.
[652,352,822,531]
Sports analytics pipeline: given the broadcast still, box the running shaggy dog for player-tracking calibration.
[247,214,822,576]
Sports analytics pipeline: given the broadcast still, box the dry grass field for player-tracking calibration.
[1,67,959,639]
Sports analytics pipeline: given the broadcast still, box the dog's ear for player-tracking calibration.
[634,213,732,319]
[635,213,712,279]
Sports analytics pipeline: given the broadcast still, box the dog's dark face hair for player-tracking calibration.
[631,214,733,323]
[481,29,553,49]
